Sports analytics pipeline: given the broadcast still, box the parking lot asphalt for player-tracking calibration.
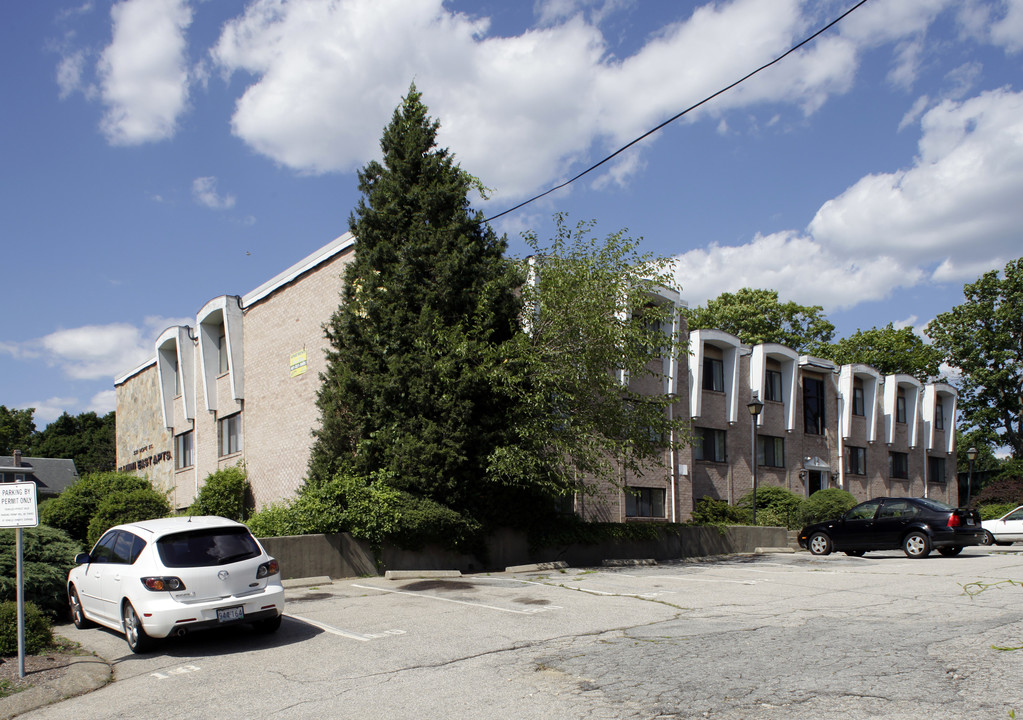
[10,546,1023,719]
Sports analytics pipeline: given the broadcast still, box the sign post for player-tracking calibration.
[1,481,39,678]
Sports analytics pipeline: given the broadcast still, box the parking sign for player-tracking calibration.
[0,482,38,528]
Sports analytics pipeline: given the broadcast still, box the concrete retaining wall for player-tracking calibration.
[258,525,789,580]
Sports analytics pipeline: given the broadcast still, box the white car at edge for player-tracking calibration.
[980,505,1023,546]
[67,515,285,653]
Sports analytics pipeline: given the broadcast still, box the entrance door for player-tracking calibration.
[807,470,825,496]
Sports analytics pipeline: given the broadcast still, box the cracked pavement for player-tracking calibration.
[23,548,1023,719]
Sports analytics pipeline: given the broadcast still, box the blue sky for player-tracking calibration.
[2,0,1022,426]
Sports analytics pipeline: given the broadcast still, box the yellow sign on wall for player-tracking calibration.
[290,350,308,378]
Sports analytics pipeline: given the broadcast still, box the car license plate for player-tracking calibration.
[217,606,244,623]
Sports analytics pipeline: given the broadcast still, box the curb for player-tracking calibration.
[0,655,111,720]
[504,561,568,573]
[282,576,333,589]
[384,570,462,580]
[754,546,796,554]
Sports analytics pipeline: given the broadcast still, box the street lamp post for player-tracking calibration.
[966,446,977,507]
[747,394,765,525]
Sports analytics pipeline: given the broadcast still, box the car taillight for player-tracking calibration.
[257,558,280,579]
[141,577,185,591]
[947,513,962,528]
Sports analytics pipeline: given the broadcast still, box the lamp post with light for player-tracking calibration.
[747,394,764,525]
[966,446,977,507]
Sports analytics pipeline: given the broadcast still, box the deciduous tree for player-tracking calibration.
[684,288,834,353]
[926,258,1023,457]
[817,323,943,381]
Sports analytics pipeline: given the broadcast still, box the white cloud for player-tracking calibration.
[24,398,80,427]
[808,87,1023,280]
[192,176,236,209]
[672,231,922,312]
[89,389,118,415]
[989,0,1023,52]
[56,49,88,99]
[209,0,920,201]
[98,0,193,145]
[18,315,190,382]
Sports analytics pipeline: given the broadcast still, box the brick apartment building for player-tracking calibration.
[114,232,957,519]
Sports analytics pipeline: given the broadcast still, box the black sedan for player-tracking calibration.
[798,497,985,558]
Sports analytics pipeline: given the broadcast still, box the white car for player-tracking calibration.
[980,505,1023,546]
[67,516,285,653]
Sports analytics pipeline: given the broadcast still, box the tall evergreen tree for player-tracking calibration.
[309,86,523,531]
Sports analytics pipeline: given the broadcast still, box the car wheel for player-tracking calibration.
[254,615,282,634]
[843,550,865,557]
[68,585,94,629]
[980,530,995,546]
[122,601,154,653]
[938,546,963,557]
[808,532,832,555]
[903,531,931,558]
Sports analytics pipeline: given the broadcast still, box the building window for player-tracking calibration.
[935,400,944,431]
[174,431,194,469]
[847,446,867,475]
[890,451,909,479]
[218,325,229,375]
[803,377,825,435]
[218,413,242,457]
[703,357,724,392]
[694,427,726,463]
[757,436,784,468]
[852,383,865,417]
[765,370,783,402]
[173,357,181,397]
[896,393,907,424]
[625,487,665,518]
[928,456,946,484]
[14,473,26,482]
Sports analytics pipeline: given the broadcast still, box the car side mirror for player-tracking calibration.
[74,552,91,564]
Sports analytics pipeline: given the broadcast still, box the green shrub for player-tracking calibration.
[690,496,748,525]
[86,488,171,547]
[799,488,857,525]
[0,526,81,618]
[246,502,301,538]
[973,477,1023,508]
[978,503,1020,520]
[191,465,249,521]
[0,601,53,655]
[737,486,803,528]
[39,471,151,544]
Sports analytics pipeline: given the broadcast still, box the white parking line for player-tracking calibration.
[351,583,562,615]
[286,613,372,641]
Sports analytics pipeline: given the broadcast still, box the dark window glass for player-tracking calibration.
[175,431,194,470]
[625,487,666,518]
[846,447,866,475]
[935,401,944,430]
[703,358,724,392]
[157,527,261,568]
[765,370,783,402]
[218,325,229,375]
[803,377,825,435]
[879,499,918,519]
[928,457,946,484]
[757,436,784,467]
[694,427,726,462]
[845,500,881,521]
[89,531,119,564]
[890,452,909,479]
[218,413,242,457]
[852,385,865,416]
[896,394,907,424]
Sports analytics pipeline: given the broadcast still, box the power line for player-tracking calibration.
[482,0,871,224]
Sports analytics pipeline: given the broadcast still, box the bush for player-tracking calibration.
[798,488,857,526]
[0,601,53,655]
[86,488,171,547]
[973,477,1023,508]
[690,496,748,525]
[191,465,249,521]
[246,475,349,538]
[39,471,151,544]
[978,503,1020,520]
[0,526,81,618]
[737,486,803,528]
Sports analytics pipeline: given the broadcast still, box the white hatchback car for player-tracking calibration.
[981,505,1023,546]
[67,516,285,653]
